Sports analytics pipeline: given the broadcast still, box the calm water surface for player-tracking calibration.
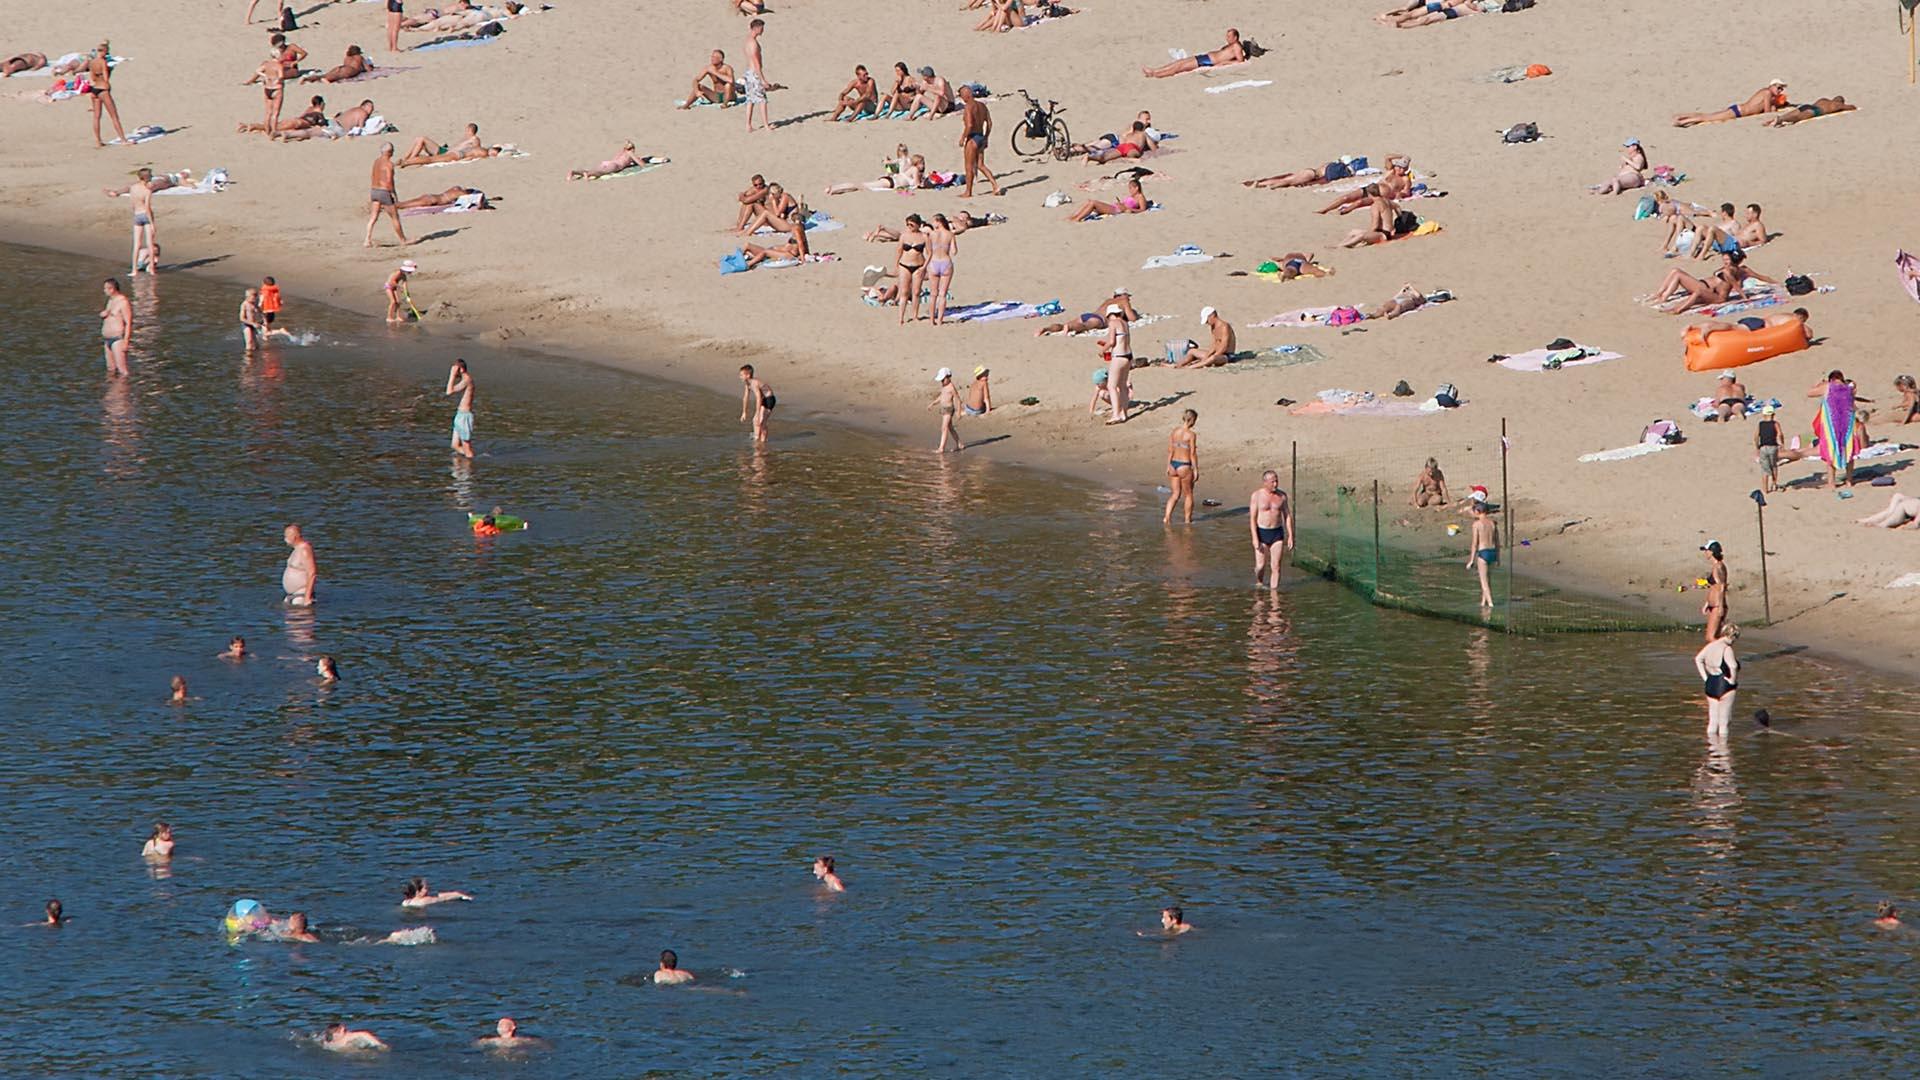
[1,242,1917,1077]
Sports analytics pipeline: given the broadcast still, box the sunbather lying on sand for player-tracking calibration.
[825,150,927,194]
[1763,95,1855,126]
[567,142,658,180]
[1376,0,1489,29]
[4,52,48,76]
[1369,283,1429,319]
[397,185,492,210]
[239,94,329,134]
[403,1,523,32]
[1672,81,1787,127]
[398,124,501,167]
[865,211,1000,242]
[103,170,193,196]
[272,99,377,141]
[1142,29,1250,78]
[1269,252,1333,281]
[1587,138,1646,195]
[743,220,810,268]
[1078,122,1157,164]
[1855,492,1920,528]
[1244,156,1367,190]
[302,45,374,83]
[1033,288,1137,335]
[1068,178,1148,221]
[1650,251,1774,314]
[1316,156,1411,211]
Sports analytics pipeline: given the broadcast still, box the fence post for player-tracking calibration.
[1372,480,1382,600]
[1753,491,1772,624]
[1501,418,1514,631]
[1290,440,1298,571]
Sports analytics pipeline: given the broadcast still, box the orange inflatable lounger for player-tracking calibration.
[1683,320,1810,372]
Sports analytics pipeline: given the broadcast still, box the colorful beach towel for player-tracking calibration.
[1497,346,1622,372]
[1813,380,1864,470]
[946,299,1061,323]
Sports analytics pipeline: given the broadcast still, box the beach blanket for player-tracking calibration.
[946,299,1062,323]
[1254,306,1344,328]
[593,160,669,179]
[414,33,501,52]
[1288,389,1449,417]
[337,65,419,82]
[1813,380,1864,470]
[1202,79,1272,95]
[1857,441,1908,462]
[1216,344,1328,373]
[401,192,490,216]
[1141,245,1212,270]
[1897,249,1920,304]
[1578,442,1674,463]
[1497,346,1622,372]
[108,125,173,146]
[1693,294,1783,320]
[756,210,842,235]
[1688,395,1782,420]
[423,146,528,167]
[1888,572,1920,589]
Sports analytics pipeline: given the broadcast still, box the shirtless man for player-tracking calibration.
[1672,80,1788,127]
[477,1018,546,1051]
[1084,121,1156,164]
[240,288,268,351]
[322,1023,389,1053]
[86,43,127,147]
[911,66,954,119]
[1466,501,1498,607]
[741,182,798,233]
[1762,95,1855,127]
[365,142,410,247]
[445,358,476,457]
[240,93,326,135]
[1250,470,1292,590]
[653,949,695,985]
[742,19,769,133]
[1380,0,1481,29]
[829,64,878,121]
[1142,28,1246,78]
[302,45,374,83]
[275,912,322,942]
[681,49,736,108]
[3,52,48,76]
[739,364,775,443]
[957,85,1000,198]
[283,523,317,606]
[100,277,133,376]
[1159,906,1194,935]
[128,169,157,274]
[1736,203,1768,248]
[396,184,490,209]
[1034,286,1138,336]
[1176,306,1236,367]
[1243,156,1364,190]
[399,123,499,167]
[733,174,770,231]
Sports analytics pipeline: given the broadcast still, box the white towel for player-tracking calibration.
[1577,442,1674,463]
[1141,251,1213,270]
[1888,572,1920,589]
[1203,80,1272,95]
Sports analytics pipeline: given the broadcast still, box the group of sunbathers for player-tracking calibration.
[823,62,958,120]
[1672,80,1856,128]
[1649,193,1769,260]
[1646,249,1778,314]
[731,173,813,267]
[1374,0,1510,28]
[1069,112,1161,164]
[966,0,1077,32]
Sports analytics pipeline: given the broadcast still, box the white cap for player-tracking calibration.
[1112,285,1130,296]
[1768,77,1787,87]
[1200,306,1217,322]
[1104,303,1124,316]
[935,367,952,382]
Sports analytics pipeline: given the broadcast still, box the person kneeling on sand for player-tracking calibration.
[1672,80,1789,127]
[399,124,501,167]
[1175,306,1235,368]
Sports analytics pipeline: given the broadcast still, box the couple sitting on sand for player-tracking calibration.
[1647,250,1778,314]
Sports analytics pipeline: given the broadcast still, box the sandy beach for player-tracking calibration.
[3,0,1916,668]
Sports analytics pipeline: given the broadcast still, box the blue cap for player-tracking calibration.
[1093,369,1109,385]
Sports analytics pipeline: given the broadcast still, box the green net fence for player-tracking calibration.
[1283,421,1689,635]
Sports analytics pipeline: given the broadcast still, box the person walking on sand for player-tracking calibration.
[446,358,475,458]
[739,364,775,443]
[86,43,127,147]
[1699,540,1729,641]
[957,85,1000,198]
[742,19,769,132]
[1756,404,1782,493]
[1694,623,1740,739]
[128,169,157,274]
[384,260,416,323]
[1466,500,1498,607]
[1250,470,1292,590]
[283,523,317,606]
[931,367,965,452]
[100,277,133,376]
[1164,409,1200,524]
[1099,303,1132,424]
[365,143,409,248]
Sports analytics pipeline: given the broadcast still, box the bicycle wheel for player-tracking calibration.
[1009,123,1049,159]
[1049,118,1072,161]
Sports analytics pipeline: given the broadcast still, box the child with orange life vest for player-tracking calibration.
[259,276,283,326]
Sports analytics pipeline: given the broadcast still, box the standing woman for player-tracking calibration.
[1164,409,1200,524]
[86,43,127,147]
[1694,623,1740,739]
[1699,540,1729,641]
[927,214,958,326]
[895,214,930,325]
[387,0,405,53]
[1099,303,1132,424]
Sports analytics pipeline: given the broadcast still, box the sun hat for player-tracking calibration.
[1623,137,1640,147]
[399,259,418,273]
[1761,404,1776,415]
[1092,368,1109,385]
[935,367,952,382]
[1112,285,1130,295]
[1104,303,1124,315]
[973,365,988,377]
[1768,77,1787,87]
[1200,305,1217,322]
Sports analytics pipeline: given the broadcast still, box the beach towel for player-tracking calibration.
[756,210,842,235]
[593,159,669,179]
[108,125,172,146]
[1497,346,1622,372]
[414,33,501,52]
[1897,249,1920,304]
[1253,306,1344,328]
[1693,294,1783,320]
[1688,395,1782,420]
[1888,572,1920,589]
[946,299,1061,323]
[1578,442,1674,463]
[1288,388,1450,417]
[343,114,392,137]
[1141,245,1212,270]
[1813,380,1864,470]
[1217,344,1329,372]
[1202,79,1271,95]
[401,192,489,216]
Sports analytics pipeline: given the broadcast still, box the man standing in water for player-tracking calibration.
[100,277,133,376]
[446,358,475,458]
[283,524,317,606]
[738,364,774,443]
[957,85,1000,198]
[1249,469,1292,591]
[129,169,157,275]
[365,142,409,248]
[86,43,127,147]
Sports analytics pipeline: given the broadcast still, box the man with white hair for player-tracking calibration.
[1175,306,1236,368]
[365,141,409,247]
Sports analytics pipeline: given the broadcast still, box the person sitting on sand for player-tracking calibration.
[1142,28,1249,78]
[829,64,879,121]
[1175,306,1236,368]
[1893,374,1920,425]
[395,185,492,210]
[1588,138,1647,196]
[1762,95,1855,127]
[4,52,48,76]
[1034,286,1138,336]
[1857,491,1920,528]
[1654,250,1774,314]
[975,0,1026,33]
[741,182,801,233]
[302,45,375,83]
[567,141,658,180]
[240,93,329,135]
[681,50,738,109]
[910,66,954,118]
[743,219,809,268]
[1736,202,1768,248]
[1410,457,1450,507]
[398,123,501,167]
[1672,80,1789,127]
[1369,282,1428,320]
[733,173,769,230]
[1336,187,1415,247]
[1068,177,1148,221]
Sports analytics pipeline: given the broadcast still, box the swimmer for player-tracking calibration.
[813,856,846,892]
[1753,708,1773,730]
[277,911,322,942]
[653,948,695,985]
[1161,906,1193,934]
[1876,901,1902,929]
[322,1023,389,1053]
[219,636,247,660]
[40,900,66,927]
[401,877,472,907]
[477,1017,547,1051]
[317,656,339,682]
[143,822,175,859]
[283,523,317,606]
[169,675,189,703]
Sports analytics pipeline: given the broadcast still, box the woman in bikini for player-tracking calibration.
[567,141,648,180]
[895,214,930,324]
[1163,409,1200,524]
[1587,139,1647,196]
[881,63,918,115]
[926,214,958,326]
[1068,178,1147,222]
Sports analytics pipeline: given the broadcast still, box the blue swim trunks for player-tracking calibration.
[1196,54,1214,68]
[452,409,474,441]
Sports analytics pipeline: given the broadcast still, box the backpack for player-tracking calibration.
[1502,0,1535,10]
[1501,121,1540,144]
[280,5,298,30]
[1392,209,1419,236]
[1784,274,1814,296]
[1642,419,1684,445]
[1434,382,1460,407]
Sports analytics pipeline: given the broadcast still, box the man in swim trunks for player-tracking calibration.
[239,93,328,135]
[1466,501,1498,607]
[322,1023,389,1052]
[739,364,775,443]
[1175,305,1236,367]
[127,169,157,275]
[100,277,133,376]
[396,184,491,209]
[1711,373,1749,422]
[733,174,770,231]
[283,523,317,606]
[682,49,737,109]
[86,43,127,147]
[653,949,696,985]
[829,64,878,121]
[365,142,410,247]
[911,66,954,118]
[1336,187,1402,247]
[303,45,374,83]
[477,1018,546,1051]
[742,19,769,132]
[1737,203,1768,248]
[1142,28,1246,78]
[1762,95,1855,127]
[1250,469,1292,591]
[240,288,267,352]
[1379,0,1482,29]
[957,84,1000,197]
[1316,156,1413,213]
[446,358,475,457]
[1081,121,1157,164]
[398,123,499,167]
[1672,80,1788,127]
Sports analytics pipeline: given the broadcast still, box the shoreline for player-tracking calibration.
[8,218,1904,679]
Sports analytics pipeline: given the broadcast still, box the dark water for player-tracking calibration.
[2,242,1917,1077]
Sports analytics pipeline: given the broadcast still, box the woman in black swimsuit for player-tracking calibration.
[1693,623,1740,739]
[895,214,930,325]
[387,0,406,53]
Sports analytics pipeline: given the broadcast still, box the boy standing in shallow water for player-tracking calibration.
[1467,501,1498,607]
[739,364,775,443]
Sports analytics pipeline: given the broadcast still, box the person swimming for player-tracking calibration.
[653,948,695,984]
[275,911,322,942]
[41,899,65,927]
[316,656,339,682]
[169,675,189,703]
[1876,901,1902,929]
[321,1023,389,1052]
[220,636,247,660]
[812,856,846,892]
[477,1017,547,1050]
[143,822,174,859]
[1161,906,1194,934]
[400,877,472,907]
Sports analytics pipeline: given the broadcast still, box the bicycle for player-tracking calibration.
[1009,90,1070,161]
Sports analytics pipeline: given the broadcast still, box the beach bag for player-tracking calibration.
[1634,195,1657,220]
[1784,274,1814,296]
[718,249,748,275]
[1392,210,1419,236]
[1501,121,1540,144]
[1326,306,1364,326]
[280,6,298,30]
[1434,382,1460,408]
[1642,419,1683,445]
